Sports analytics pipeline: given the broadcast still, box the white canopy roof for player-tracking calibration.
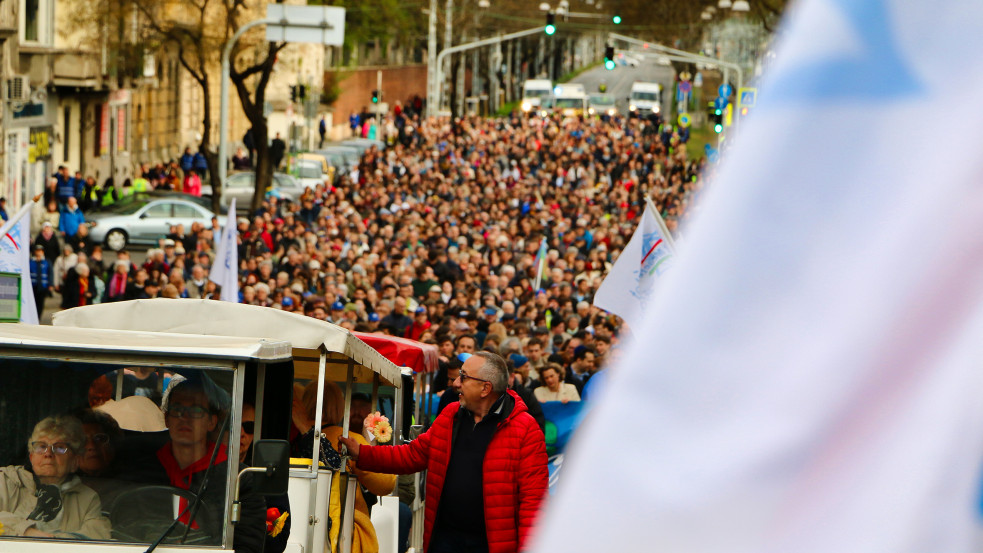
[53,299,402,387]
[0,323,293,363]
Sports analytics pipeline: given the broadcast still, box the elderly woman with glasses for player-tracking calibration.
[0,415,111,539]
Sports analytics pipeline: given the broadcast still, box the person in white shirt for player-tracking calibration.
[533,364,581,404]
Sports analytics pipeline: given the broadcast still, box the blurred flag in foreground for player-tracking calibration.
[531,1,983,552]
[592,200,675,329]
[209,198,239,303]
[534,237,548,291]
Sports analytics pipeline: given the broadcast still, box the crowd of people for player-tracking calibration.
[29,106,711,407]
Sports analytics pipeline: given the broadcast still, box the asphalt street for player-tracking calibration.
[569,54,676,116]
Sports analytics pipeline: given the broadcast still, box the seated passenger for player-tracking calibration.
[291,381,396,553]
[73,408,128,513]
[120,376,266,553]
[533,364,581,404]
[0,415,111,539]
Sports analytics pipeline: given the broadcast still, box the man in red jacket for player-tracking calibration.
[340,351,548,553]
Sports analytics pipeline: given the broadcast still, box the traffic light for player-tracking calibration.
[710,106,723,133]
[290,85,298,103]
[371,90,379,104]
[612,14,622,24]
[297,85,307,101]
[545,12,556,35]
[604,46,615,71]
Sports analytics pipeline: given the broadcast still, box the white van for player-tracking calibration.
[628,81,663,116]
[520,79,553,114]
[552,84,588,117]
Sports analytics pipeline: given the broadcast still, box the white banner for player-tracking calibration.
[532,0,983,552]
[0,207,38,324]
[592,201,675,329]
[208,199,239,303]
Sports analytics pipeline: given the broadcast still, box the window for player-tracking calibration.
[142,203,171,218]
[227,174,253,189]
[21,0,52,44]
[172,203,198,218]
[0,359,235,547]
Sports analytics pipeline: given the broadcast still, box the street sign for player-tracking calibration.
[718,83,733,98]
[713,96,728,110]
[677,113,691,128]
[0,272,21,323]
[266,5,346,45]
[738,87,757,108]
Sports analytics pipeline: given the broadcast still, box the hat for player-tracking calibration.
[415,306,427,314]
[457,352,473,362]
[163,239,175,247]
[345,302,359,312]
[34,244,44,251]
[502,313,516,321]
[509,354,529,368]
[42,221,52,228]
[290,283,305,294]
[331,301,344,311]
[368,312,381,322]
[309,260,321,270]
[484,307,497,317]
[429,285,442,293]
[237,217,250,225]
[274,218,285,225]
[281,296,294,307]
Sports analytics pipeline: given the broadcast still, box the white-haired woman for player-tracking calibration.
[0,415,111,539]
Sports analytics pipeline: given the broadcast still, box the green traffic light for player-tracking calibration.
[714,108,722,115]
[612,15,622,24]
[714,123,723,133]
[545,24,556,35]
[604,59,616,70]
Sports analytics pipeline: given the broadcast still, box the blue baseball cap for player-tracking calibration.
[415,306,427,314]
[281,296,294,307]
[368,312,380,322]
[331,301,344,311]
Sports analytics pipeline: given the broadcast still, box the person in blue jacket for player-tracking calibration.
[29,244,52,319]
[59,197,85,238]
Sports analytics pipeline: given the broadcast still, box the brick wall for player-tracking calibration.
[326,65,427,136]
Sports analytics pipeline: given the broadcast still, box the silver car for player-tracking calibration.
[87,198,217,251]
[201,172,305,210]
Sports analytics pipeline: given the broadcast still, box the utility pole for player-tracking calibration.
[443,0,453,113]
[426,0,437,117]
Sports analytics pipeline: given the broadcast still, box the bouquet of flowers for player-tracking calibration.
[362,411,392,444]
[266,507,289,538]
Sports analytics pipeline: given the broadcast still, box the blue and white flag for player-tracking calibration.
[592,200,675,329]
[209,199,239,302]
[532,1,983,552]
[0,205,38,324]
[533,237,548,291]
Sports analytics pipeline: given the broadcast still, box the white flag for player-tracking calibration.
[532,1,983,552]
[592,200,675,329]
[0,207,39,324]
[209,199,239,303]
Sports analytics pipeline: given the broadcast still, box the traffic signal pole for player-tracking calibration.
[432,26,546,117]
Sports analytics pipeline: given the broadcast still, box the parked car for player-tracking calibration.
[317,145,362,173]
[88,190,225,215]
[293,159,329,189]
[201,172,305,210]
[87,198,217,251]
[341,137,386,154]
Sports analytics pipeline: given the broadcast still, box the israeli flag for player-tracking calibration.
[531,1,983,552]
[209,199,239,303]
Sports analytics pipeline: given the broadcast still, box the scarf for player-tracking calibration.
[156,442,227,528]
[28,476,63,523]
[111,273,126,297]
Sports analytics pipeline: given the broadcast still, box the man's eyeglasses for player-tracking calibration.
[242,421,255,434]
[31,442,72,456]
[459,370,490,384]
[168,405,210,419]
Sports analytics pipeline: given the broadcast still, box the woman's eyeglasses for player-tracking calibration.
[86,433,110,445]
[242,421,255,434]
[168,405,210,419]
[31,442,72,456]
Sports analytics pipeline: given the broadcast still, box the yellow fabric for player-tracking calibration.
[321,426,396,553]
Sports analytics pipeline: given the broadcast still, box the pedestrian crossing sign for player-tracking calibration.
[738,87,757,108]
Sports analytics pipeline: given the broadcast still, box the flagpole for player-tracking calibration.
[0,194,43,239]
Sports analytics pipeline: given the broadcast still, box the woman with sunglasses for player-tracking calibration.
[0,415,111,539]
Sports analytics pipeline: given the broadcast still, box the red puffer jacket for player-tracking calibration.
[357,389,548,553]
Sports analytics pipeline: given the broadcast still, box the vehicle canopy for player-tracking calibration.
[522,79,553,96]
[53,299,401,388]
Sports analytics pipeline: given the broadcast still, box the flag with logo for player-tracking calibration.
[532,0,983,552]
[534,237,548,291]
[0,206,39,324]
[209,199,239,302]
[592,200,675,329]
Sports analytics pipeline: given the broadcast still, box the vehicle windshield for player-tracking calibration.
[631,91,660,102]
[0,359,235,547]
[589,95,615,106]
[297,164,323,179]
[100,201,145,215]
[275,173,300,188]
[524,89,551,99]
[555,98,585,108]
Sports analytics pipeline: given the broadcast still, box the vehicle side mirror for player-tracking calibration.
[251,440,290,495]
